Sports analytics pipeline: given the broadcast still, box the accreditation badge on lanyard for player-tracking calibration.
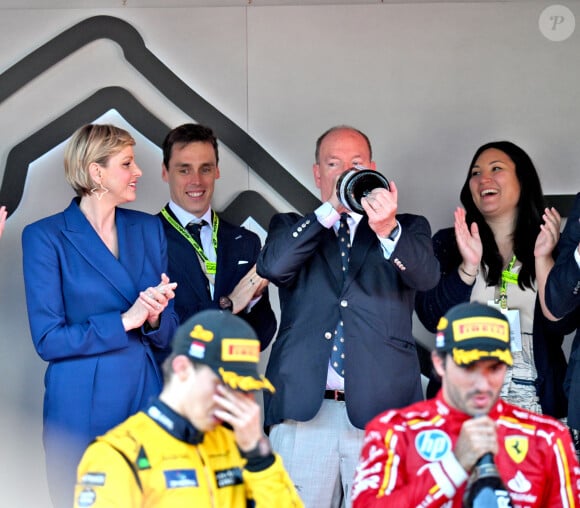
[488,255,522,353]
[161,207,219,281]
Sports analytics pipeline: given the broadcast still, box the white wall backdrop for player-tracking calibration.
[0,2,578,505]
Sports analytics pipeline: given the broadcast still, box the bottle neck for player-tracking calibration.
[476,452,494,466]
[472,453,500,480]
[464,454,513,508]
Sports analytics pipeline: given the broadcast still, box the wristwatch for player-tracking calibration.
[219,296,233,311]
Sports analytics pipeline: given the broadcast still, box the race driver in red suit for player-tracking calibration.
[352,302,580,508]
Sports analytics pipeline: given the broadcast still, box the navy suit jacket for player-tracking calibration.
[158,206,276,353]
[546,193,580,427]
[257,212,440,429]
[22,198,178,504]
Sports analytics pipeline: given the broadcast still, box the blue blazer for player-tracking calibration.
[546,193,580,427]
[257,212,440,430]
[158,206,276,354]
[22,198,178,505]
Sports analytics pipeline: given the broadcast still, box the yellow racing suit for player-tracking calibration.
[74,399,303,508]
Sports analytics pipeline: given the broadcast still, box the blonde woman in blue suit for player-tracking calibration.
[22,124,178,508]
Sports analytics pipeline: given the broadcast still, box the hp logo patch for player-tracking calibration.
[415,430,451,461]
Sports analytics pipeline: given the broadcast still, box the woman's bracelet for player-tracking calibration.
[459,266,479,278]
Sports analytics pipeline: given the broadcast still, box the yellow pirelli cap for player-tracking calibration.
[435,302,512,367]
[172,309,275,393]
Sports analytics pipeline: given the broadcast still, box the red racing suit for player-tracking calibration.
[352,392,580,508]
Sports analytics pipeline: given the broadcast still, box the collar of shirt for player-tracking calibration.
[168,201,216,270]
[334,211,362,234]
[333,211,362,244]
[168,200,212,229]
[315,201,362,242]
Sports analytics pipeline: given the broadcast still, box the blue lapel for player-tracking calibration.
[320,226,343,289]
[320,216,375,290]
[61,199,141,304]
[214,221,231,301]
[161,204,211,303]
[346,216,375,286]
[214,218,249,302]
[116,208,147,292]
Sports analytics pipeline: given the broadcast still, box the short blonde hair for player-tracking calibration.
[64,124,135,196]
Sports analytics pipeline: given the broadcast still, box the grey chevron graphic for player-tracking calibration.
[0,15,320,225]
[0,15,573,220]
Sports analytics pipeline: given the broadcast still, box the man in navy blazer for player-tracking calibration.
[543,192,580,456]
[257,125,440,507]
[157,124,276,361]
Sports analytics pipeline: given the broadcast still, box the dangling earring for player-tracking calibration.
[90,181,109,201]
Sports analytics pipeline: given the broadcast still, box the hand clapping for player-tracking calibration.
[122,273,177,331]
[534,207,561,258]
[454,207,482,283]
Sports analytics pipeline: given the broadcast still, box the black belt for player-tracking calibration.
[324,389,345,401]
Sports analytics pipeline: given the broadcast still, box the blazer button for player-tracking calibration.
[324,332,332,340]
[340,300,348,307]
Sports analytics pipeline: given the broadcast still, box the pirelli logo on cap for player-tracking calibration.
[452,317,509,343]
[222,339,260,363]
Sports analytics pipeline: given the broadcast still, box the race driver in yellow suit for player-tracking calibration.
[74,310,303,508]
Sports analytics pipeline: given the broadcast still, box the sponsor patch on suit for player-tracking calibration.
[163,469,199,488]
[77,488,97,507]
[415,430,451,461]
[215,467,244,488]
[80,472,106,486]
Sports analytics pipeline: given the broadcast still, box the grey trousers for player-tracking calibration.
[270,399,365,508]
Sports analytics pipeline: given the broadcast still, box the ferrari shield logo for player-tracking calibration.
[505,436,528,464]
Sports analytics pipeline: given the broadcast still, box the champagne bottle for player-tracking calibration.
[463,453,514,508]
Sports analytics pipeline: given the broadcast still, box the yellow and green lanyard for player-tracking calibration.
[498,255,519,310]
[160,206,219,275]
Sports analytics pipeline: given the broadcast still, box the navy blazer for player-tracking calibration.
[257,212,440,430]
[415,226,571,418]
[158,206,276,354]
[546,193,580,427]
[22,198,178,506]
